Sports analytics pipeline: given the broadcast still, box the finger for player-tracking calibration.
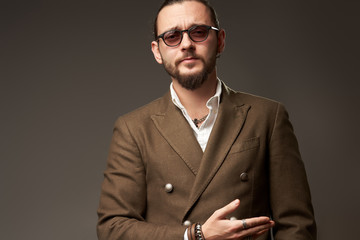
[213,199,240,219]
[241,221,274,239]
[254,228,270,236]
[242,216,272,229]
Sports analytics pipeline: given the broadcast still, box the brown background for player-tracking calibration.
[1,0,359,239]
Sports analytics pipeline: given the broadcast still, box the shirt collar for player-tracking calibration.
[170,79,222,110]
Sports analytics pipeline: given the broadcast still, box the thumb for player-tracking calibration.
[213,199,240,219]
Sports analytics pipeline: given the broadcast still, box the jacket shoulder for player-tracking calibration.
[114,92,170,127]
[224,85,282,110]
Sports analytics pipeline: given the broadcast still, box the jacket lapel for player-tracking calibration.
[151,93,203,175]
[184,84,251,217]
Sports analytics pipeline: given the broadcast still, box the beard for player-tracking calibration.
[162,50,217,90]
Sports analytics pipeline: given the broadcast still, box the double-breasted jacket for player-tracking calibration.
[97,83,316,239]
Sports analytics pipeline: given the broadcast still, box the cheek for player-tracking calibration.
[199,41,217,56]
[159,48,175,63]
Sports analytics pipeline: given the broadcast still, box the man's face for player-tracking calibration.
[151,1,224,90]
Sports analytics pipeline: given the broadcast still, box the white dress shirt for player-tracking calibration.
[170,79,222,152]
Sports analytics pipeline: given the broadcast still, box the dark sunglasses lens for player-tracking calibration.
[189,26,209,41]
[164,31,181,46]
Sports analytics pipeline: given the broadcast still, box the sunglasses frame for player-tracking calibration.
[157,25,219,47]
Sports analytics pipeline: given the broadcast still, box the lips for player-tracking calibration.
[177,56,199,65]
[181,57,197,62]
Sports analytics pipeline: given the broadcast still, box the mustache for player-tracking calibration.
[175,53,202,66]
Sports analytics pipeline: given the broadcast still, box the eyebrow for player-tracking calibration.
[162,23,206,33]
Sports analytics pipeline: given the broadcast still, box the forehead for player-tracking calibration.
[157,1,212,32]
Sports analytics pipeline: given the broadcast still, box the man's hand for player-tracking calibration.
[202,199,275,240]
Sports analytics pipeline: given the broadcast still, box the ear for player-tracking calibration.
[217,29,226,54]
[151,41,163,64]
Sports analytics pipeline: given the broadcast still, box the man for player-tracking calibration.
[97,0,317,239]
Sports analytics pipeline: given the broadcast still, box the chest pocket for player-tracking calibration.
[229,137,260,154]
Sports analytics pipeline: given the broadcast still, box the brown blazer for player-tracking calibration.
[97,82,316,239]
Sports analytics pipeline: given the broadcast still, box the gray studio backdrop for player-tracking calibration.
[1,0,359,239]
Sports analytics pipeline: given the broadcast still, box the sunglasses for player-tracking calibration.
[157,25,219,47]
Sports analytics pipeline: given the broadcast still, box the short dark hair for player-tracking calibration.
[153,0,220,40]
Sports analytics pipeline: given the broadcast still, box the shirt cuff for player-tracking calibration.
[184,228,189,240]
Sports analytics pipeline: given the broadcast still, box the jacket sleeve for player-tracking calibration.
[269,103,317,239]
[97,117,185,240]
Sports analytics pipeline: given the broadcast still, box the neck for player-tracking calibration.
[172,70,218,119]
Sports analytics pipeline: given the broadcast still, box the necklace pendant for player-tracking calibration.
[193,118,199,127]
[192,114,208,128]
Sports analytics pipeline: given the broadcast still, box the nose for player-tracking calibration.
[180,31,194,50]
